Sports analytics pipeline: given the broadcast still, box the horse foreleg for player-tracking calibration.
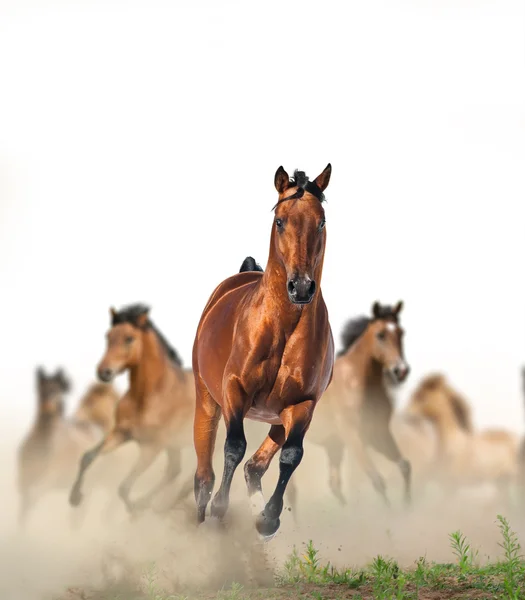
[69,429,128,508]
[326,438,346,505]
[210,414,247,521]
[244,425,286,516]
[194,378,222,524]
[255,400,314,539]
[372,428,412,507]
[18,488,38,529]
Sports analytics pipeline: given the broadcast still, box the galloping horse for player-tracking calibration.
[304,301,411,507]
[69,305,195,514]
[407,374,519,500]
[192,165,334,539]
[18,369,119,527]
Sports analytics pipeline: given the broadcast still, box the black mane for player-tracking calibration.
[272,169,326,210]
[239,256,263,273]
[111,304,183,368]
[338,316,371,357]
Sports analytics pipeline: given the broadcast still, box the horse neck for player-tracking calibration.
[34,408,63,435]
[341,333,384,391]
[128,330,177,399]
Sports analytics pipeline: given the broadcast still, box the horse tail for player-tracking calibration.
[239,256,263,273]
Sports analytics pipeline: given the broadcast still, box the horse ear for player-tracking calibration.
[109,307,117,321]
[274,166,290,193]
[394,301,404,315]
[36,367,45,382]
[372,301,381,319]
[313,163,332,192]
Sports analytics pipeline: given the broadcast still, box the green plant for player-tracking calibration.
[449,530,477,575]
[496,515,524,600]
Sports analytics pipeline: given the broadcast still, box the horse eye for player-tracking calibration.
[125,336,134,345]
[275,218,284,231]
[319,219,326,231]
[377,331,386,341]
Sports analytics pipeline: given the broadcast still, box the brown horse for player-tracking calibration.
[192,165,334,539]
[407,374,519,498]
[17,369,119,527]
[69,305,195,514]
[304,301,411,508]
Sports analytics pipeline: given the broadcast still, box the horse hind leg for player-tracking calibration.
[349,429,390,507]
[193,376,221,524]
[117,444,162,514]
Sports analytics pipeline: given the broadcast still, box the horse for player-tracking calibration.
[192,165,334,539]
[69,304,195,515]
[17,368,119,527]
[303,301,411,508]
[406,374,519,502]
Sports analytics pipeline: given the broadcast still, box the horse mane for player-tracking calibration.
[239,256,263,273]
[338,316,371,357]
[290,169,326,203]
[447,388,474,433]
[111,304,183,368]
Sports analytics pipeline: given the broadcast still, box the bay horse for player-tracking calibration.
[17,369,119,527]
[69,304,195,514]
[192,165,334,539]
[303,301,411,508]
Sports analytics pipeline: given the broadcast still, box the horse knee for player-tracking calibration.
[224,434,247,468]
[280,443,304,473]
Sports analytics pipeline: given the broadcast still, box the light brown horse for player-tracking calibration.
[192,165,334,539]
[303,301,411,508]
[17,369,118,527]
[406,374,519,496]
[69,305,195,514]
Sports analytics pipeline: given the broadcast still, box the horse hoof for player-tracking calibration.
[255,514,280,539]
[69,488,83,507]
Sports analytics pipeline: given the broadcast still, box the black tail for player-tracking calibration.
[239,256,263,273]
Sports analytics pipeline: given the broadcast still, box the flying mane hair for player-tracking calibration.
[111,304,183,368]
[337,304,400,357]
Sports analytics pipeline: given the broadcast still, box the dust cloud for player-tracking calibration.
[1,418,523,600]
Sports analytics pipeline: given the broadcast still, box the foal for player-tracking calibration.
[193,165,334,539]
[69,305,194,514]
[306,301,411,507]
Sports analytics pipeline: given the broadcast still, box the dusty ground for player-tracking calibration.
[1,420,524,600]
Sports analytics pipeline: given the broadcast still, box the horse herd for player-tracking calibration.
[17,165,525,542]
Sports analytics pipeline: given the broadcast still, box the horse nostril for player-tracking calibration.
[308,280,316,297]
[99,368,113,382]
[287,280,296,296]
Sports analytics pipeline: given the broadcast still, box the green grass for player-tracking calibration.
[61,515,525,600]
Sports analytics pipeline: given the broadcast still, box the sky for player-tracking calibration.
[0,0,524,435]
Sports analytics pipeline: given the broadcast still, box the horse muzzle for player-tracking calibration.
[287,276,316,305]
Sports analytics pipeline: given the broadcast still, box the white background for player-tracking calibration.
[0,0,524,435]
